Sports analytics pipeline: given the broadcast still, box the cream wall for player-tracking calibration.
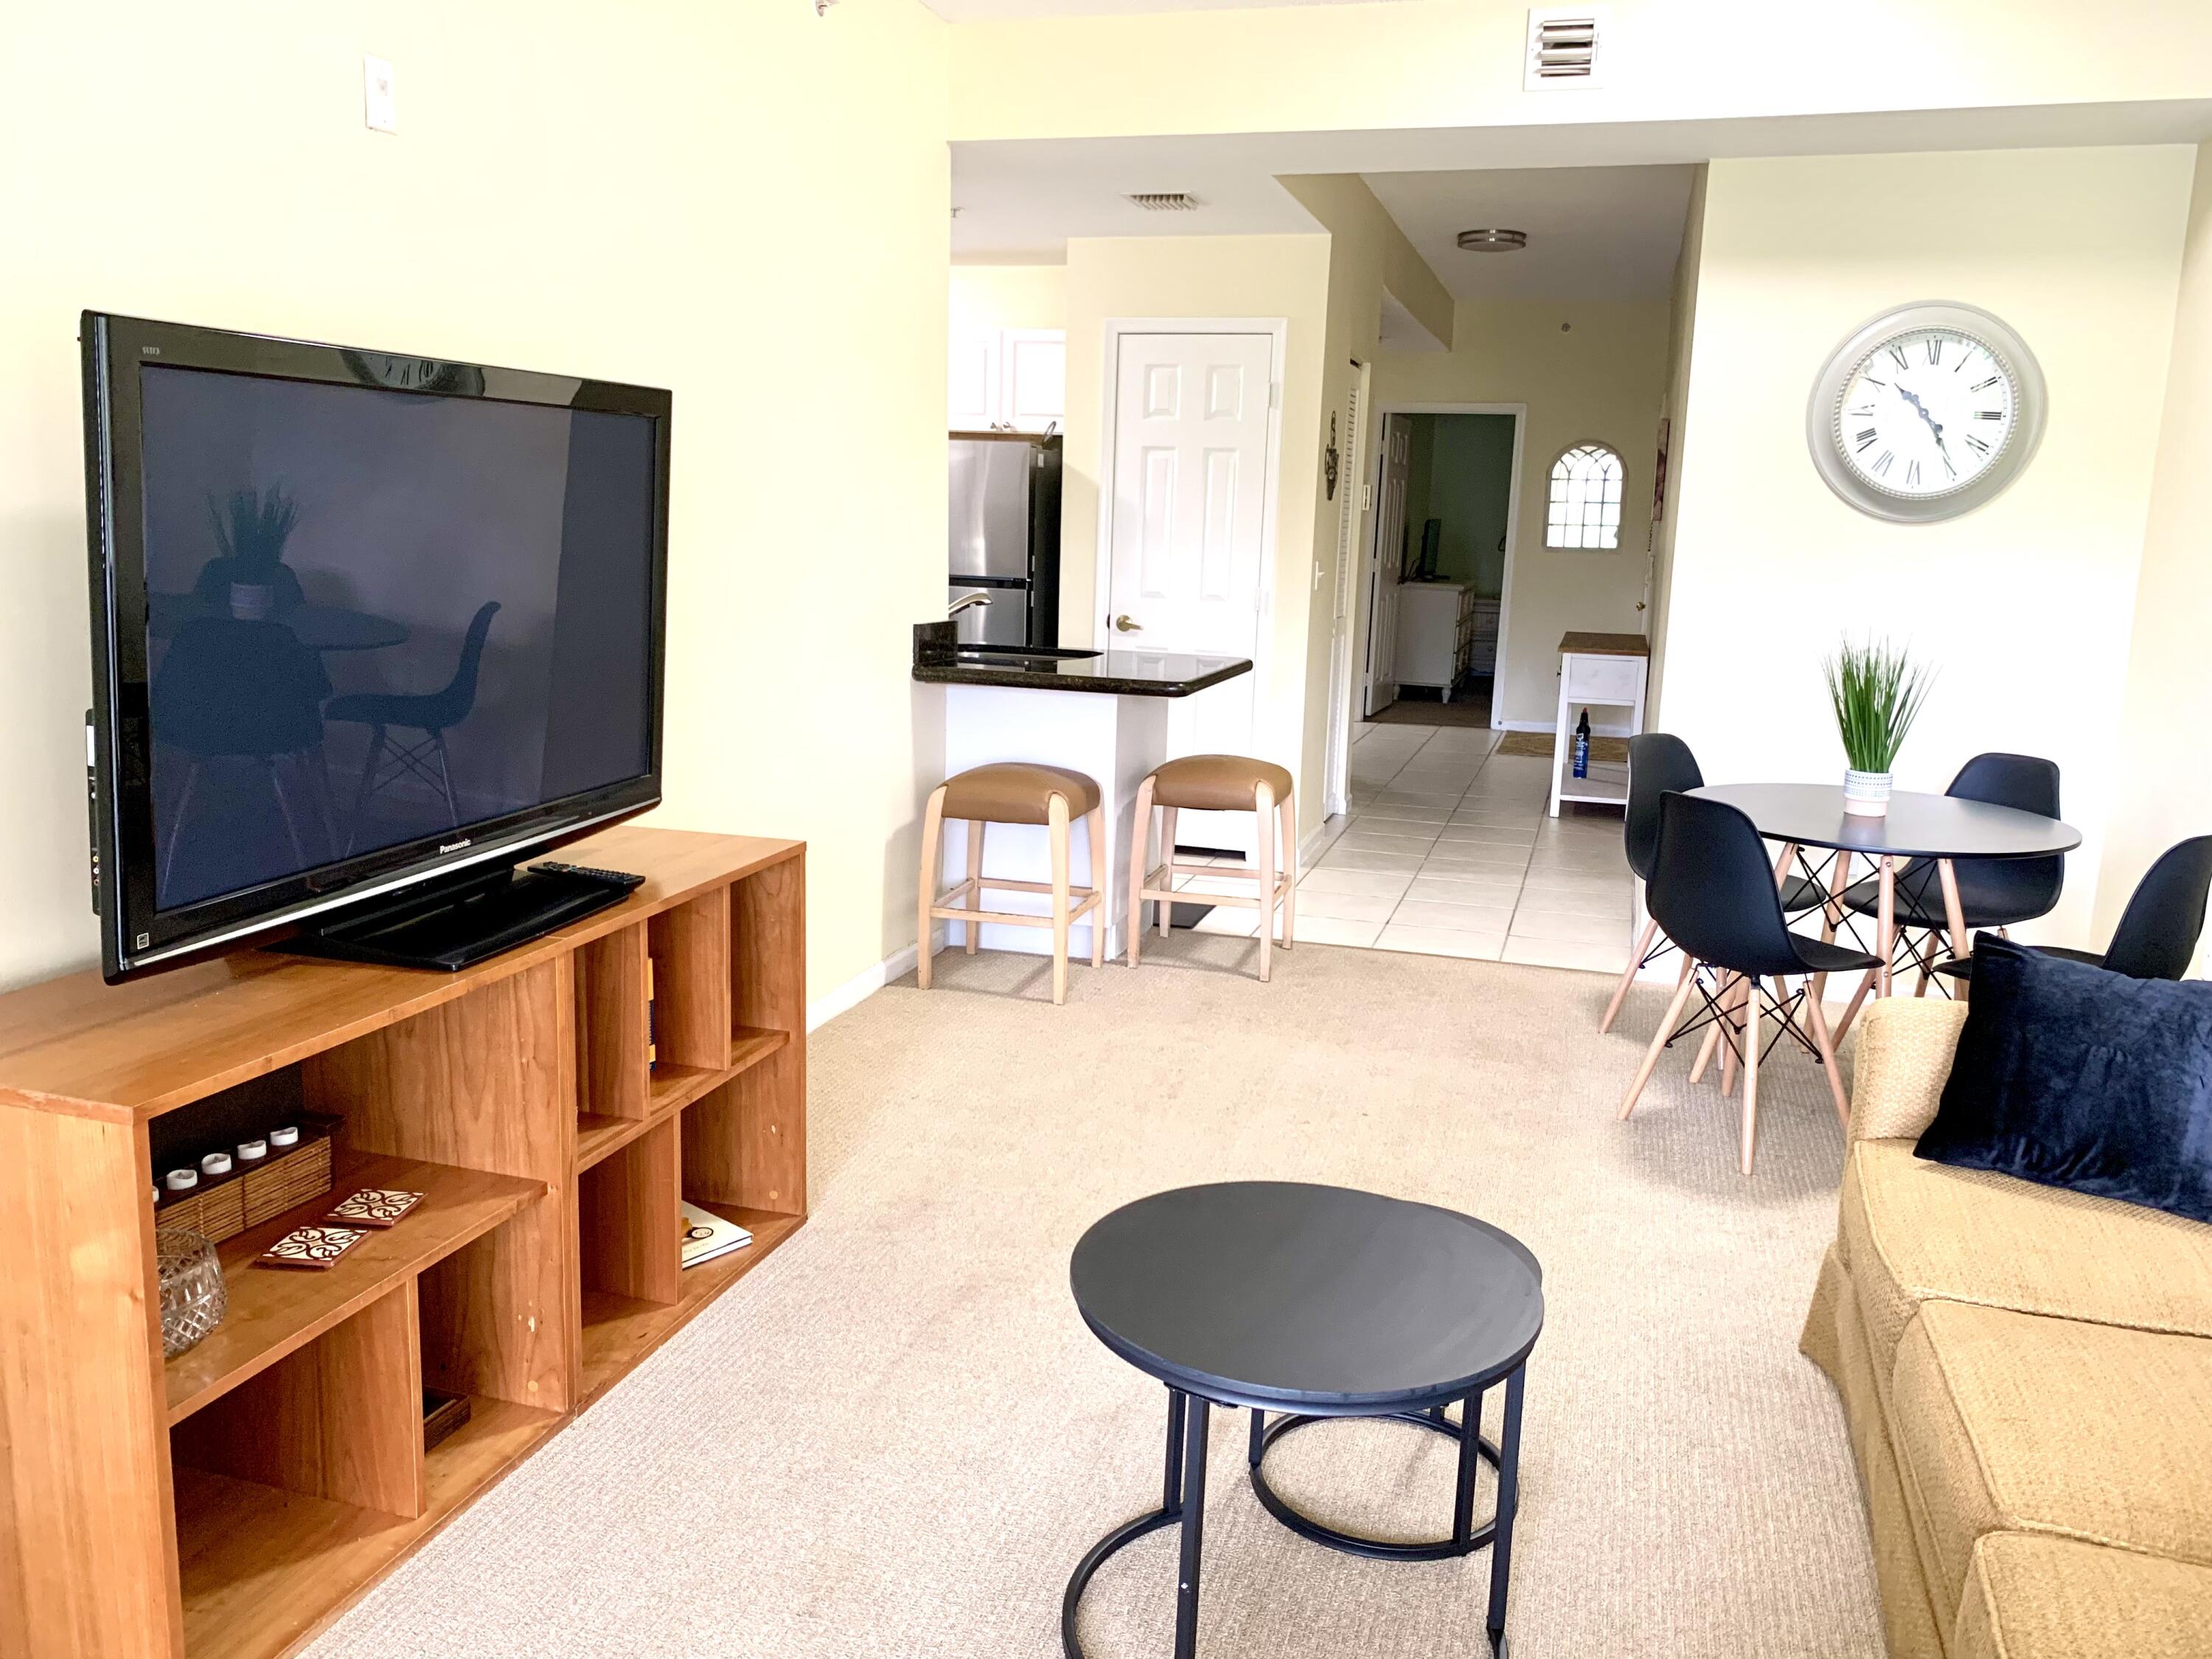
[951,264,1067,334]
[950,0,2212,143]
[1660,147,2195,945]
[0,0,951,1000]
[1059,234,1332,831]
[1373,300,1672,730]
[2098,139,2212,957]
[1645,164,1708,721]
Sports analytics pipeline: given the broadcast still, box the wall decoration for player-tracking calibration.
[1806,301,2046,523]
[1324,414,1340,501]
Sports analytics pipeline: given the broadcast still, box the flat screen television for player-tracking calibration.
[81,313,670,982]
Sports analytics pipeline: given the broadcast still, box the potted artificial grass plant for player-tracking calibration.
[206,486,301,620]
[1823,636,1933,817]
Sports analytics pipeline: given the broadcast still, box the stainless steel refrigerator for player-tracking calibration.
[949,431,1062,647]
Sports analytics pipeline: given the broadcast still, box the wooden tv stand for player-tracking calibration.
[0,827,807,1659]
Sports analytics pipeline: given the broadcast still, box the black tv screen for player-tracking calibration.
[83,313,669,981]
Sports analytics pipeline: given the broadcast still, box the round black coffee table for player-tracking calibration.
[1065,1181,1544,1659]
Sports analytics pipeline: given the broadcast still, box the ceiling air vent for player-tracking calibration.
[1524,7,1609,90]
[1126,192,1200,212]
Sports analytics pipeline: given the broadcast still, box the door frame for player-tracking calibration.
[1342,401,1526,754]
[1322,358,1371,817]
[1092,318,1289,679]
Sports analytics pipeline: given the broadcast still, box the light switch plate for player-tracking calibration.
[364,54,397,133]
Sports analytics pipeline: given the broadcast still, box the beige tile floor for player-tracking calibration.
[1175,721,1637,973]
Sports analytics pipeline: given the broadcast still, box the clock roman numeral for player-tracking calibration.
[1926,338,1942,364]
[1966,434,1992,456]
[1907,460,1921,487]
[1848,406,1876,417]
[1873,451,1895,476]
[1941,454,1957,478]
[1971,376,2000,392]
[1855,428,1877,452]
[1888,345,1910,372]
[1975,409,2003,420]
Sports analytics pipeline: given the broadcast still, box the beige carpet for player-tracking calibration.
[308,938,1882,1659]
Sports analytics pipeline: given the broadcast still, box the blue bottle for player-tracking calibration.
[1572,709,1592,779]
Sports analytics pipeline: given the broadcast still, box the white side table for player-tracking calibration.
[1549,632,1649,817]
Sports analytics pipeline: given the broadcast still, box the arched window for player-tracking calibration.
[1545,444,1625,549]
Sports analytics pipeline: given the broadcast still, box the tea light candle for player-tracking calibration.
[200,1152,233,1178]
[237,1139,268,1164]
[269,1126,300,1150]
[165,1168,199,1192]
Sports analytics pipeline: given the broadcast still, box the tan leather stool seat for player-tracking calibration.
[1150,754,1294,813]
[941,763,1102,827]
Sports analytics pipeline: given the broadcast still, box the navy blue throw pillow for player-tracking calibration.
[1916,936,2212,1224]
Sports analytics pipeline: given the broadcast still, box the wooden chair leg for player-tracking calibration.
[917,785,947,990]
[1049,793,1071,1006]
[1279,789,1297,950]
[965,820,987,955]
[1813,851,1851,1006]
[1255,783,1276,982]
[1601,917,1660,1034]
[1739,978,1763,1176]
[1621,959,1700,1120]
[1690,972,1733,1085]
[1127,776,1155,967]
[1832,966,1879,1048]
[1721,974,1747,1097]
[1085,805,1105,970]
[1803,978,1851,1127]
[1158,807,1178,938]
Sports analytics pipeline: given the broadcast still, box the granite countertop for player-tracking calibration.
[912,622,1253,698]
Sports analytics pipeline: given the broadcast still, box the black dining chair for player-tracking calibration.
[151,616,337,902]
[1933,835,2212,987]
[327,601,500,852]
[1600,734,1826,1034]
[1618,793,1880,1175]
[1839,752,2064,990]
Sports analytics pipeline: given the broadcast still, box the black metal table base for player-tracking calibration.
[1063,1367,1526,1659]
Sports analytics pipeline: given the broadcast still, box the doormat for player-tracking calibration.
[1497,730,1630,763]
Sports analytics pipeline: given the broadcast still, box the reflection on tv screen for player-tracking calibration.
[137,366,655,911]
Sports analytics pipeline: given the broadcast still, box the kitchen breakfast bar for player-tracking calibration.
[911,621,1254,965]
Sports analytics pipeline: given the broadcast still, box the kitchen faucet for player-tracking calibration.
[947,592,993,618]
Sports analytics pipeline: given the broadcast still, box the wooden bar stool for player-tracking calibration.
[1127,754,1295,981]
[918,762,1105,1005]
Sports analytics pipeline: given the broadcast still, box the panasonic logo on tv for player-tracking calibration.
[439,838,473,855]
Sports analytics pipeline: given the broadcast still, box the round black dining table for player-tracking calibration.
[1688,782,2081,1005]
[147,592,410,653]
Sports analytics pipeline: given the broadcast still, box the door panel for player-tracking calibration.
[1107,332,1273,855]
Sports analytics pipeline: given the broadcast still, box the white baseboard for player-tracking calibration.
[807,935,935,1032]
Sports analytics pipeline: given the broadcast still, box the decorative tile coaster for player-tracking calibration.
[324,1189,424,1229]
[256,1225,367,1270]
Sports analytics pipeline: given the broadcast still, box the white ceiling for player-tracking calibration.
[1365,164,1697,302]
[950,98,2212,265]
[922,0,1413,19]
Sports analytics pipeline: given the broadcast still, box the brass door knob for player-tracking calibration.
[1113,614,1143,633]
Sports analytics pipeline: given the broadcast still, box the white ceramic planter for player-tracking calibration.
[229,582,274,621]
[1843,768,1893,817]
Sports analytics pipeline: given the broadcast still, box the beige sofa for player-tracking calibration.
[1800,998,2212,1659]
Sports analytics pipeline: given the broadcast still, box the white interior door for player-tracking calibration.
[1323,363,1368,815]
[1363,414,1411,715]
[1107,330,1274,855]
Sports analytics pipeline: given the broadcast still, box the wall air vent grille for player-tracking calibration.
[1125,192,1201,212]
[1525,7,1608,89]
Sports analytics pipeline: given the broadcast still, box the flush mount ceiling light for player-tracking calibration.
[1456,228,1530,252]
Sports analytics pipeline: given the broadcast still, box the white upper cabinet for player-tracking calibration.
[950,327,1065,432]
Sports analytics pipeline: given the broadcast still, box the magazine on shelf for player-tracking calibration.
[679,1200,753,1269]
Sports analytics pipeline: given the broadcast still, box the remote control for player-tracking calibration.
[529,861,647,891]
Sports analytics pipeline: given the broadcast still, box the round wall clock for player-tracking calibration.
[1805,301,2046,523]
